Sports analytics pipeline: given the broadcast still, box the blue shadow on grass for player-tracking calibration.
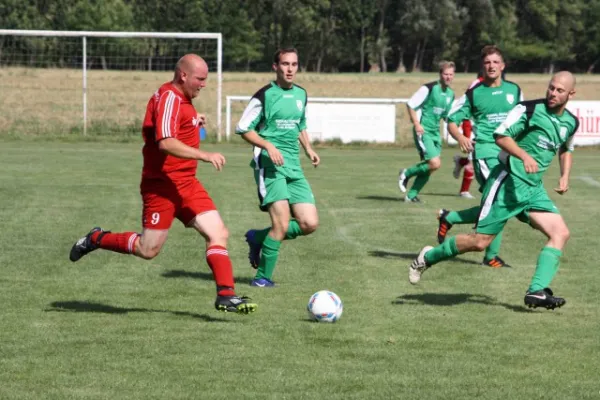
[369,249,500,267]
[393,293,532,313]
[46,301,233,322]
[161,270,254,285]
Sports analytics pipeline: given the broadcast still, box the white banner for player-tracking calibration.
[566,101,600,146]
[445,100,600,147]
[306,103,396,143]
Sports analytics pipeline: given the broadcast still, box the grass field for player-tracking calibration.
[1,138,600,399]
[2,69,600,144]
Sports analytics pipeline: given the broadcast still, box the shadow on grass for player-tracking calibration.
[161,270,253,285]
[46,301,232,322]
[369,249,487,267]
[392,293,531,313]
[355,195,401,202]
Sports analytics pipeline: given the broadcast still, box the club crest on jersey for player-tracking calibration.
[446,98,451,104]
[559,126,568,140]
[506,94,515,104]
[296,100,303,111]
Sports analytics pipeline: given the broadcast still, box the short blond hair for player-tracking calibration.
[439,61,455,73]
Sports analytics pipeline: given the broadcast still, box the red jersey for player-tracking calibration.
[141,82,202,183]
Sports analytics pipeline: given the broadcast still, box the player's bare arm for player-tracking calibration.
[298,129,320,167]
[554,148,572,195]
[406,106,424,134]
[495,136,538,174]
[158,138,225,171]
[240,130,284,166]
[447,122,473,153]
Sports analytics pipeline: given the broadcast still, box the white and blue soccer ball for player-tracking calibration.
[307,290,343,323]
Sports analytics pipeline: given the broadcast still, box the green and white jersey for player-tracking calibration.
[236,81,307,170]
[448,80,523,159]
[407,81,455,135]
[494,99,579,186]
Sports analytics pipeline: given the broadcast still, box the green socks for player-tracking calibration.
[424,237,459,266]
[405,161,430,179]
[254,220,304,244]
[528,247,562,292]
[446,206,480,225]
[484,231,503,261]
[255,236,282,280]
[407,173,431,199]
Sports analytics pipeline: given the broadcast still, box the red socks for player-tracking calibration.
[206,246,235,296]
[460,164,474,193]
[91,231,139,254]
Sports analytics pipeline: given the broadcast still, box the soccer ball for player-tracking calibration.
[307,290,343,323]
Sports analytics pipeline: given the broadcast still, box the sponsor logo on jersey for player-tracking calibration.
[296,100,304,111]
[560,126,568,140]
[506,94,515,104]
[492,90,503,95]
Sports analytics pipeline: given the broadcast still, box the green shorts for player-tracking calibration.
[254,165,315,212]
[414,132,441,161]
[476,166,559,235]
[473,156,501,192]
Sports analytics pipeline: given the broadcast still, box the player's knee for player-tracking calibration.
[206,225,229,245]
[271,220,289,240]
[553,226,570,245]
[473,235,493,252]
[299,218,319,235]
[429,158,441,171]
[138,244,161,260]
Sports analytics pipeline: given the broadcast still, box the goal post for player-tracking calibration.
[226,95,409,143]
[0,29,223,139]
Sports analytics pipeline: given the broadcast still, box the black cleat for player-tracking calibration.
[215,295,257,314]
[482,256,508,268]
[524,288,566,310]
[69,227,106,262]
[437,209,452,244]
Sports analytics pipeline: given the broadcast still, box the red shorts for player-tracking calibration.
[140,179,216,229]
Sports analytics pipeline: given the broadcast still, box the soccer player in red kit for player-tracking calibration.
[451,75,483,198]
[69,54,257,314]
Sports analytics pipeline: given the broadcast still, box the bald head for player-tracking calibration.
[173,54,208,100]
[551,71,576,91]
[175,54,208,77]
[546,71,576,111]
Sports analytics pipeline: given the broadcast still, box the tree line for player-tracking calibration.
[1,0,599,73]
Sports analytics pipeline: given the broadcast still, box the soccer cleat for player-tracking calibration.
[398,169,409,193]
[459,191,475,199]
[215,295,257,314]
[250,278,275,288]
[69,227,107,262]
[244,229,261,269]
[452,154,464,179]
[409,245,433,284]
[404,196,422,203]
[524,288,566,310]
[437,209,452,244]
[482,256,507,268]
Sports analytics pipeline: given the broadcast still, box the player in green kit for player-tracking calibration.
[399,61,455,202]
[437,45,523,267]
[409,71,578,310]
[235,48,320,287]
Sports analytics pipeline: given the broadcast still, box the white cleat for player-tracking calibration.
[459,191,475,199]
[398,169,408,193]
[409,246,433,284]
[452,155,463,179]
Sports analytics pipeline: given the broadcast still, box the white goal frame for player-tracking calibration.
[226,95,409,142]
[0,29,223,139]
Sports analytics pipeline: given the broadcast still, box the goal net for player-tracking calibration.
[0,30,222,139]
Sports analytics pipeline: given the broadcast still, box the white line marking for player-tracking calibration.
[577,176,600,188]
